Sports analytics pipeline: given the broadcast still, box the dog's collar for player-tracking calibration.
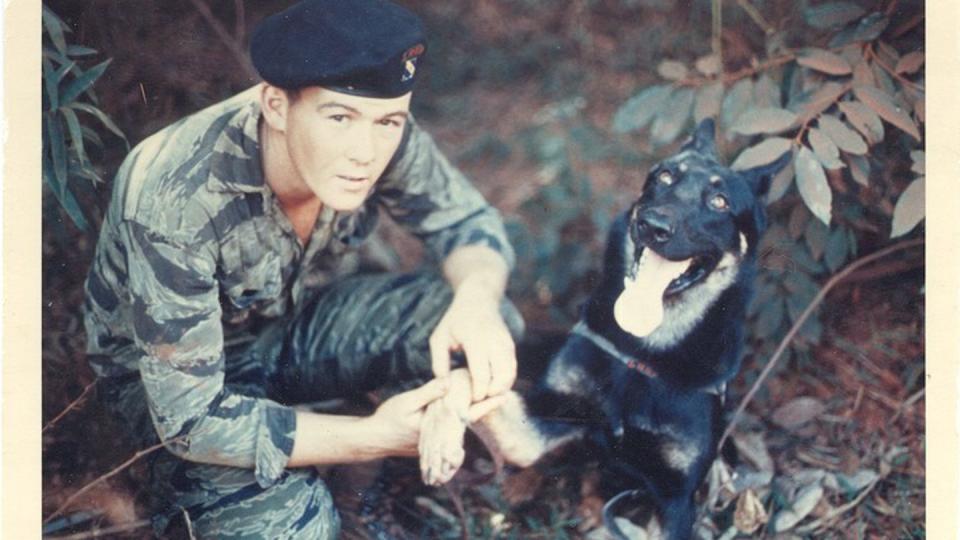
[571,321,659,378]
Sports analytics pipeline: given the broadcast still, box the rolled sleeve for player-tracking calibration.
[377,117,515,269]
[124,220,296,487]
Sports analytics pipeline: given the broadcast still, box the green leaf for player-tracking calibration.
[650,87,694,146]
[792,82,849,124]
[67,45,99,57]
[829,12,889,48]
[845,153,870,186]
[798,48,853,76]
[890,177,925,238]
[731,107,798,135]
[69,102,129,148]
[754,298,785,340]
[838,101,884,145]
[42,6,69,55]
[60,59,112,107]
[804,218,829,261]
[910,150,925,175]
[42,143,89,231]
[754,74,781,108]
[895,51,925,75]
[824,226,849,272]
[767,157,796,203]
[731,137,793,171]
[807,127,844,169]
[657,60,689,81]
[788,203,810,240]
[81,125,104,148]
[803,2,866,29]
[612,85,672,134]
[44,113,69,199]
[42,56,59,111]
[817,114,868,154]
[795,146,832,225]
[853,85,922,141]
[60,107,90,170]
[694,82,724,123]
[722,79,754,136]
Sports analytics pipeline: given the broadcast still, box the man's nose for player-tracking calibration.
[346,124,376,165]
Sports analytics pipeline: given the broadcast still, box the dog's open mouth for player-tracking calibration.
[613,248,719,338]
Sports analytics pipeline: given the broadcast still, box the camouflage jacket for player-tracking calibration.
[83,86,514,486]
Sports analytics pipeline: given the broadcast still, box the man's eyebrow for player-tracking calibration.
[316,102,409,120]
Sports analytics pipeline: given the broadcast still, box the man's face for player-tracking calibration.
[283,87,411,211]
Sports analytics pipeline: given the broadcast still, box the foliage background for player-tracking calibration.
[41,1,925,538]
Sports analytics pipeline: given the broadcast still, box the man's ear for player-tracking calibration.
[260,84,290,132]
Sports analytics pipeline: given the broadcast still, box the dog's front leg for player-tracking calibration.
[418,369,472,485]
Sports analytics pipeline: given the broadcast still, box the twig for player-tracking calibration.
[42,380,98,434]
[735,0,775,35]
[187,0,258,80]
[43,439,180,526]
[43,518,152,540]
[718,238,924,450]
[443,483,470,540]
[890,388,925,422]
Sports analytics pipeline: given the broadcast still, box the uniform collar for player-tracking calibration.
[206,91,269,194]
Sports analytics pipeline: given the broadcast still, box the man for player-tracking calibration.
[83,0,521,536]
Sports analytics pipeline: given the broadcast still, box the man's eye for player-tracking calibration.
[658,170,674,186]
[378,118,401,128]
[329,114,349,123]
[709,194,729,211]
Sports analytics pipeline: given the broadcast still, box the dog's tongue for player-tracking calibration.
[614,250,691,337]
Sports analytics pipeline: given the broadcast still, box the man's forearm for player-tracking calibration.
[287,411,392,467]
[442,244,509,301]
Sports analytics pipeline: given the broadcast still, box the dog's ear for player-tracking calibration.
[741,150,792,198]
[682,118,718,157]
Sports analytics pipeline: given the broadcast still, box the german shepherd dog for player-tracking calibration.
[419,119,790,540]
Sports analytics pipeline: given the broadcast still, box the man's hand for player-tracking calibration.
[365,378,450,456]
[429,284,517,401]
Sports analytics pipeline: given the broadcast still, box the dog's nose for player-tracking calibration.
[639,211,674,243]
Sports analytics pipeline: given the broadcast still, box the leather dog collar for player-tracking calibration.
[571,321,659,378]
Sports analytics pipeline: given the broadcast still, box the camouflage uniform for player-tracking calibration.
[83,86,518,538]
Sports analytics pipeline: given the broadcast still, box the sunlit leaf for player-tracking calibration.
[731,107,798,135]
[829,12,889,48]
[767,158,795,203]
[793,82,849,123]
[798,48,853,75]
[895,51,925,74]
[852,60,875,87]
[877,41,901,67]
[734,489,768,535]
[891,177,924,238]
[807,127,844,169]
[695,53,722,76]
[611,84,672,134]
[846,153,870,186]
[771,396,827,429]
[802,2,866,29]
[60,59,112,107]
[817,114,867,154]
[60,107,90,170]
[67,45,98,57]
[731,137,793,170]
[694,81,723,123]
[838,100,884,144]
[772,484,825,532]
[853,85,921,141]
[796,146,832,225]
[657,60,689,81]
[650,87,694,146]
[871,61,898,95]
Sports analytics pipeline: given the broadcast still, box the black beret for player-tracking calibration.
[250,0,426,98]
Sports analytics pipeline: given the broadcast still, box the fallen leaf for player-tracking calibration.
[734,489,768,534]
[798,48,853,75]
[836,469,879,493]
[732,432,775,472]
[732,469,774,494]
[772,484,824,532]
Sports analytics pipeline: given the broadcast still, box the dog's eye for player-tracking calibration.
[709,194,729,211]
[657,170,674,186]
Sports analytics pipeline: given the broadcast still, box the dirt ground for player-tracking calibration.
[41,1,924,538]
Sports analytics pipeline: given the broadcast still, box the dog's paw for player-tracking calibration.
[418,397,467,485]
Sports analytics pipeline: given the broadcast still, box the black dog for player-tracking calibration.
[475,119,790,540]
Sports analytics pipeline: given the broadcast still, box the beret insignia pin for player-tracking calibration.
[401,43,424,82]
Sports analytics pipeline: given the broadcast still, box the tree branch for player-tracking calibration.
[718,238,924,450]
[43,380,97,434]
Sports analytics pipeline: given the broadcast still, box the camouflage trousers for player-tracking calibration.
[99,272,523,539]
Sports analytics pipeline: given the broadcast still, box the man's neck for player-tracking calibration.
[259,118,317,207]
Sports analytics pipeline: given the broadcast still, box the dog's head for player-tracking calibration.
[614,119,790,340]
